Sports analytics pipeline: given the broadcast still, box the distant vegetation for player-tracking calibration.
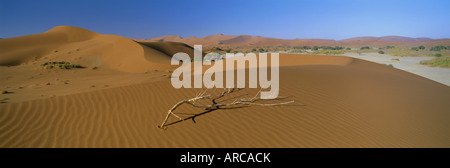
[386,46,395,49]
[420,52,448,57]
[203,44,450,57]
[429,46,449,51]
[293,46,311,50]
[312,46,344,51]
[387,48,417,57]
[311,50,345,55]
[259,48,268,52]
[420,57,450,68]
[411,45,426,51]
[360,46,371,50]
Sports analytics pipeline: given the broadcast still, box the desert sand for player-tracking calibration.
[1,26,450,147]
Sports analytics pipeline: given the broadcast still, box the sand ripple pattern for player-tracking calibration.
[1,64,450,147]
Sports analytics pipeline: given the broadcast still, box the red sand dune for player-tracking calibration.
[149,34,450,47]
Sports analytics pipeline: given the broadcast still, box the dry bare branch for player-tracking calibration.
[158,88,294,129]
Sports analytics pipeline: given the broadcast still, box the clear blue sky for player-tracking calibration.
[1,0,449,40]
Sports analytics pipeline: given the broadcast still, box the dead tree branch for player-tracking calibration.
[158,88,294,129]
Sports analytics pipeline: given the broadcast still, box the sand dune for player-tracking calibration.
[1,26,450,147]
[341,36,433,42]
[151,35,183,42]
[0,26,194,72]
[150,33,450,47]
[202,34,239,42]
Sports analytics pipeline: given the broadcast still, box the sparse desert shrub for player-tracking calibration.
[420,52,449,57]
[412,46,425,51]
[420,57,450,67]
[391,58,400,61]
[419,60,429,65]
[434,53,442,57]
[314,46,344,50]
[387,48,416,57]
[378,51,385,54]
[40,62,84,69]
[430,46,447,51]
[419,45,425,50]
[311,50,345,55]
[72,64,82,68]
[293,46,311,50]
[360,46,371,50]
[333,46,344,50]
[346,48,351,50]
[386,46,395,49]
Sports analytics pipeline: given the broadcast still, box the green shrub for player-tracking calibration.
[360,46,370,50]
[434,53,442,57]
[430,46,447,51]
[420,52,449,57]
[378,51,385,54]
[386,46,395,49]
[311,50,345,55]
[420,57,450,67]
[293,46,311,50]
[418,45,425,50]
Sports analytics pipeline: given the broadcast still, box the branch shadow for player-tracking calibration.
[163,102,306,128]
[163,105,250,127]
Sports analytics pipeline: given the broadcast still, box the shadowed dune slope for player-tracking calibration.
[137,41,195,58]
